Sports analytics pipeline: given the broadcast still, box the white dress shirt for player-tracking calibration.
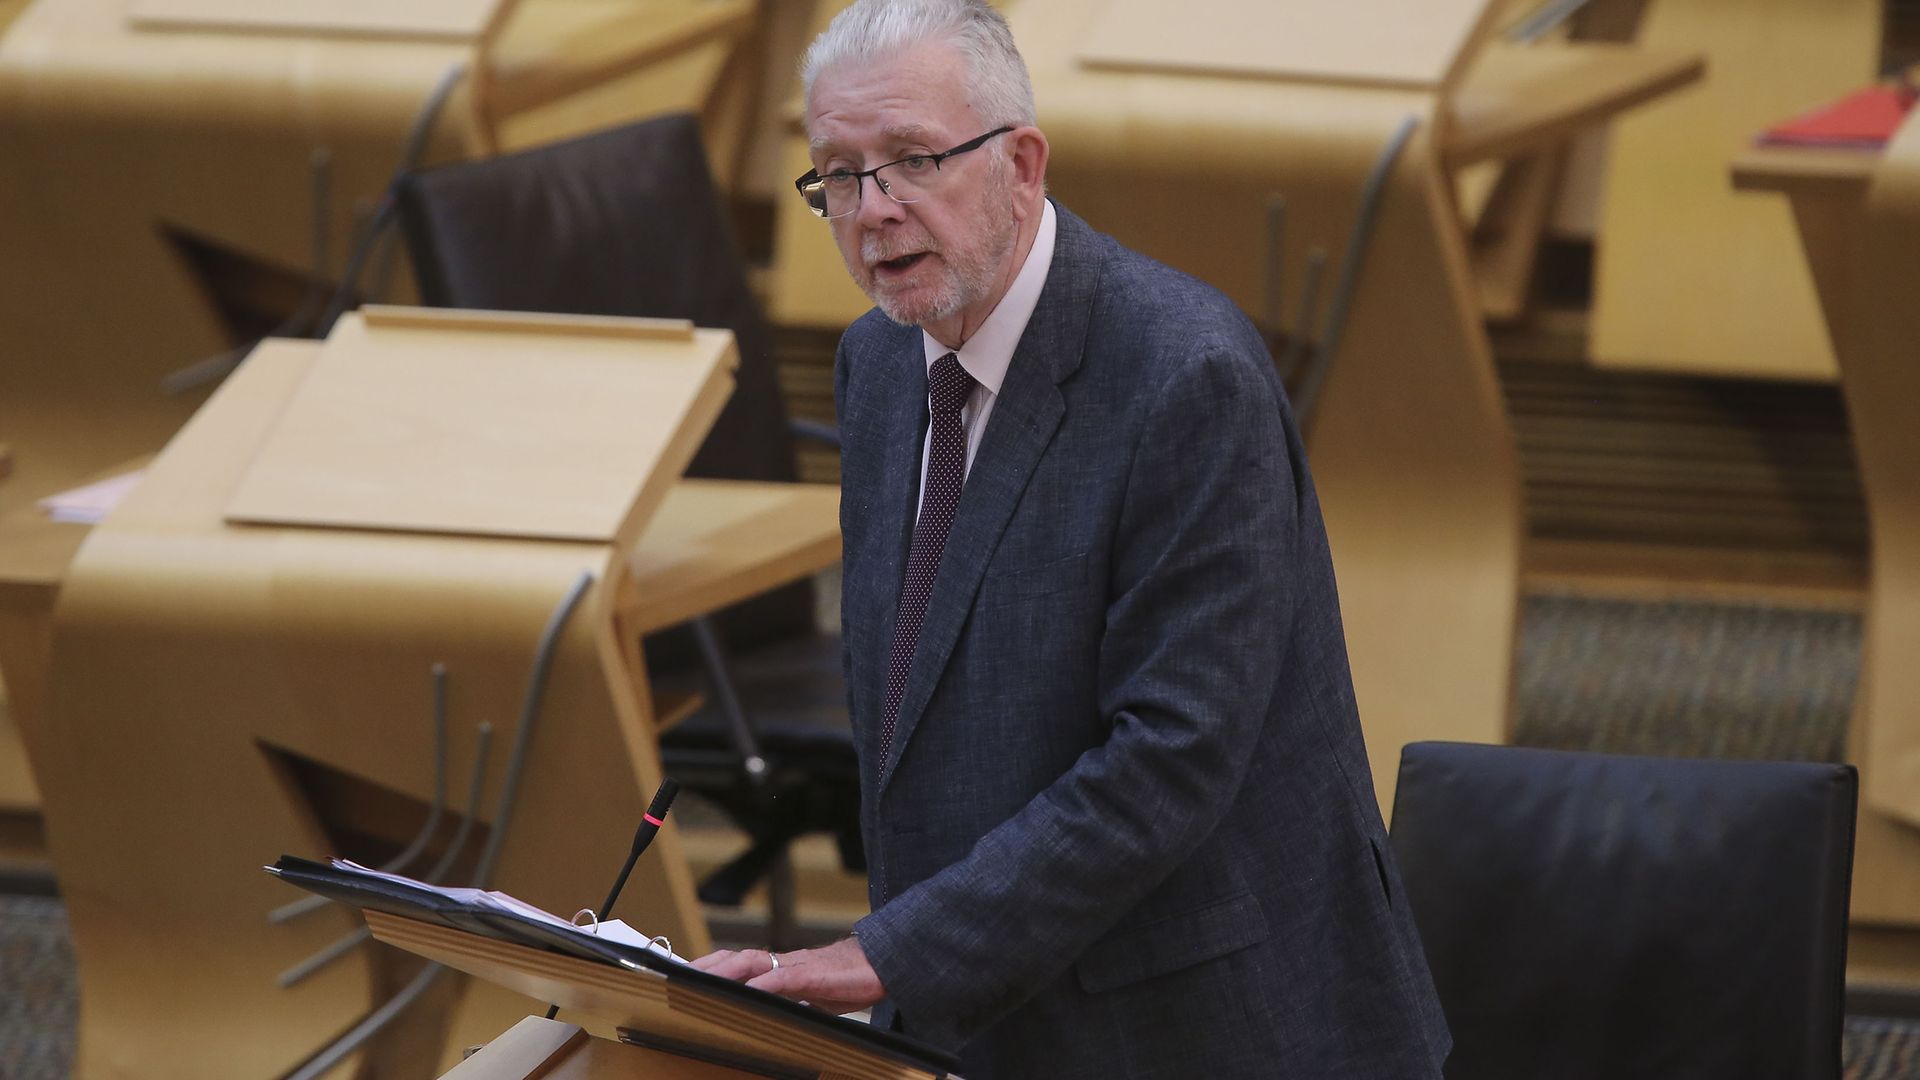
[916,200,1058,512]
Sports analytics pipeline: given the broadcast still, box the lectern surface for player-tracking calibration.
[366,910,950,1080]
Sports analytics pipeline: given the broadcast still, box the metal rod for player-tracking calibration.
[160,146,333,395]
[275,568,584,1063]
[1278,249,1328,385]
[690,615,768,787]
[381,663,450,875]
[1509,0,1594,42]
[317,60,467,335]
[1292,114,1420,425]
[427,720,494,884]
[1263,194,1287,333]
[470,570,596,889]
[277,926,371,989]
[283,964,446,1080]
[271,664,452,925]
[270,710,493,988]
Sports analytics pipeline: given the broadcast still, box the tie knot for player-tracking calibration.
[928,353,973,417]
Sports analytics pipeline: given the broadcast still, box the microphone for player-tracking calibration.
[596,778,680,923]
[546,777,679,1021]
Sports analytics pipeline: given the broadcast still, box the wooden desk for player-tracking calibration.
[5,338,841,1079]
[1590,0,1880,380]
[0,507,83,812]
[0,459,154,813]
[1733,121,1920,987]
[1446,41,1705,168]
[0,428,841,806]
[0,0,758,524]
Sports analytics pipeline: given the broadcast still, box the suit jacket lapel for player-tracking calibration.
[878,204,1103,794]
[853,335,928,767]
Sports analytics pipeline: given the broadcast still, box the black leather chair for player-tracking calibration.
[1390,742,1856,1080]
[394,113,859,941]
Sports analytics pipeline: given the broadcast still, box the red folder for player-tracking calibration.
[1758,82,1918,150]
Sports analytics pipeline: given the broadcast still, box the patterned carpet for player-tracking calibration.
[2,592,1917,1077]
[1512,593,1859,761]
[0,896,75,1080]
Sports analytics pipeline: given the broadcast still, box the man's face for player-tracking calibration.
[805,42,1020,330]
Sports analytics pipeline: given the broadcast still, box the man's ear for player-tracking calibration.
[1008,126,1051,218]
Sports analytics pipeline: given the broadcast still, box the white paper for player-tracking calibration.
[330,859,685,964]
[38,469,146,524]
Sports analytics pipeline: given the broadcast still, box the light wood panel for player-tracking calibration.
[0,0,29,36]
[1447,41,1704,168]
[1591,0,1880,380]
[0,458,151,814]
[1078,0,1501,91]
[226,311,733,546]
[483,0,753,121]
[127,0,504,40]
[1472,152,1564,319]
[1734,145,1877,199]
[1843,112,1920,833]
[0,475,835,811]
[619,482,842,636]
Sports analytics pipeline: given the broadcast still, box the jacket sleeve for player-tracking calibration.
[851,341,1298,1049]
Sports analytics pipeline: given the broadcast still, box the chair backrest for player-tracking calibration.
[394,112,795,487]
[1390,741,1856,1080]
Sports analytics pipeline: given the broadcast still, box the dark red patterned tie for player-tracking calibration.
[880,352,974,768]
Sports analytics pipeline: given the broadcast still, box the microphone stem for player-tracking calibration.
[597,843,648,922]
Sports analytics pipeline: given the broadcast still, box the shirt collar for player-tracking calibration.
[922,199,1058,396]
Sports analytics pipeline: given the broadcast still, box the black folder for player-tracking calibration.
[265,855,955,1077]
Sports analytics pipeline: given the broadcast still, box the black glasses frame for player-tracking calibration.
[794,126,1015,218]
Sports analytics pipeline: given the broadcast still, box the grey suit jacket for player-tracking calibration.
[836,203,1450,1079]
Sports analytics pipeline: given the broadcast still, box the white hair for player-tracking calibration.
[801,0,1037,132]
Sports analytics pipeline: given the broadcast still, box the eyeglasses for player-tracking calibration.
[795,126,1014,220]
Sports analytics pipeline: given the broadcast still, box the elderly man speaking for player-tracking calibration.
[693,2,1451,1076]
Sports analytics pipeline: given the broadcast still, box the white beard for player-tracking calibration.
[852,162,1018,328]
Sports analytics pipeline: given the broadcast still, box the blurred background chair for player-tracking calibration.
[395,111,858,947]
[1390,741,1857,1080]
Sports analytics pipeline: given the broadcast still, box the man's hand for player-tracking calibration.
[689,936,885,1014]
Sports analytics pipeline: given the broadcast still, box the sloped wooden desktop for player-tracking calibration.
[769,0,1700,808]
[11,309,843,1080]
[366,910,940,1080]
[1734,111,1920,987]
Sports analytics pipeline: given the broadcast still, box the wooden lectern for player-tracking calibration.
[367,909,952,1080]
[262,856,953,1078]
[25,308,839,1079]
